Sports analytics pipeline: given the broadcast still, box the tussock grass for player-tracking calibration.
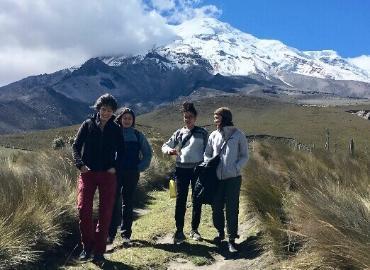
[0,130,171,269]
[244,141,370,269]
[0,148,77,269]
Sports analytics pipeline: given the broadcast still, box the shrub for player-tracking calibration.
[52,137,65,150]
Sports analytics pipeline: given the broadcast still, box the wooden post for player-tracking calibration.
[349,139,355,156]
[324,129,330,151]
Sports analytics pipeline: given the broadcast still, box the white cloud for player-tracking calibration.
[0,0,177,86]
[150,0,176,11]
[348,55,370,74]
[0,0,222,86]
[147,0,221,24]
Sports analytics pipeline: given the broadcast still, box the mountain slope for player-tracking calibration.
[0,17,369,134]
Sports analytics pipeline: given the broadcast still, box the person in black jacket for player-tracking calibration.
[72,93,124,264]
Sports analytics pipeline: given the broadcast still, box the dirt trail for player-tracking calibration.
[162,219,278,270]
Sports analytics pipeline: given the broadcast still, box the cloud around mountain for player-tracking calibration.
[348,55,370,75]
[0,0,190,86]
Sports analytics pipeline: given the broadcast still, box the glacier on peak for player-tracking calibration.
[101,17,370,83]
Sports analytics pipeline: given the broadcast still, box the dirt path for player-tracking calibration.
[160,218,278,270]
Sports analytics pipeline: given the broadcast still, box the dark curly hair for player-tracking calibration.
[181,101,197,117]
[93,93,118,112]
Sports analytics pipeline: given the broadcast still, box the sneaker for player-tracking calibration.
[78,250,91,261]
[213,231,225,245]
[173,230,186,244]
[189,230,202,241]
[228,240,238,253]
[92,254,106,265]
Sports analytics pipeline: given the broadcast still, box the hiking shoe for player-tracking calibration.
[189,230,202,241]
[173,230,186,244]
[213,232,225,245]
[92,254,106,265]
[78,250,91,261]
[228,240,238,253]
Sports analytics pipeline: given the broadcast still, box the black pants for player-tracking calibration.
[212,176,241,240]
[175,167,202,232]
[109,170,140,239]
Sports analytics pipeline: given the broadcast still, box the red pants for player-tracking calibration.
[77,171,116,255]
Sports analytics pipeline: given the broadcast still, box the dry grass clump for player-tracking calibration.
[0,148,77,269]
[243,141,369,269]
[0,134,172,269]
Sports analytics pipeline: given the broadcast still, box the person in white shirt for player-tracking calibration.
[162,102,208,244]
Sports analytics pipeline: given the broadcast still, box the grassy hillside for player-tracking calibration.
[139,95,370,154]
[1,95,369,153]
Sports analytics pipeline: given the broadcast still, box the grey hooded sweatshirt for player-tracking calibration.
[204,126,248,180]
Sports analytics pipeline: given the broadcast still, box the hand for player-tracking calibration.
[107,167,116,174]
[169,149,178,156]
[80,165,90,173]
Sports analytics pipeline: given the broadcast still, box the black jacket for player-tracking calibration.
[72,114,124,171]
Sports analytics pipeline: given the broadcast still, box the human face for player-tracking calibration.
[99,105,114,123]
[183,112,196,129]
[214,114,222,129]
[120,113,134,128]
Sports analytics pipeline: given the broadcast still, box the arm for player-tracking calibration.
[72,121,88,170]
[203,134,214,162]
[161,130,180,155]
[235,132,249,171]
[114,127,125,172]
[137,133,153,172]
[202,129,209,152]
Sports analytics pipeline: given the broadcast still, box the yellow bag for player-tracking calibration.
[169,179,176,198]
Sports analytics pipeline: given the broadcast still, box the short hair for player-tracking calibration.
[181,101,197,117]
[214,107,233,127]
[93,93,118,111]
[115,107,136,127]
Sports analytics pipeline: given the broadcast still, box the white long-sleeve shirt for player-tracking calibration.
[162,126,208,168]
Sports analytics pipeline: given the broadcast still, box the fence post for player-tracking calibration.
[324,129,330,151]
[349,138,355,156]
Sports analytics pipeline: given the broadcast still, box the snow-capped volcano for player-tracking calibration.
[102,17,370,84]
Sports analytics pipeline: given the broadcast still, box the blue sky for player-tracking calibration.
[202,0,370,57]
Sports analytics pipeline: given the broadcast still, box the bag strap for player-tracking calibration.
[180,126,198,149]
[218,129,237,155]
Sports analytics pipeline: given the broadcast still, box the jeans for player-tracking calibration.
[109,170,140,239]
[175,167,202,232]
[212,176,241,240]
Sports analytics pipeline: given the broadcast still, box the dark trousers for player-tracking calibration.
[212,176,241,240]
[109,170,140,239]
[77,171,116,255]
[175,167,202,232]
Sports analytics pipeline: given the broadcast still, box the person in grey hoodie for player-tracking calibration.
[204,107,248,253]
[162,102,208,244]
